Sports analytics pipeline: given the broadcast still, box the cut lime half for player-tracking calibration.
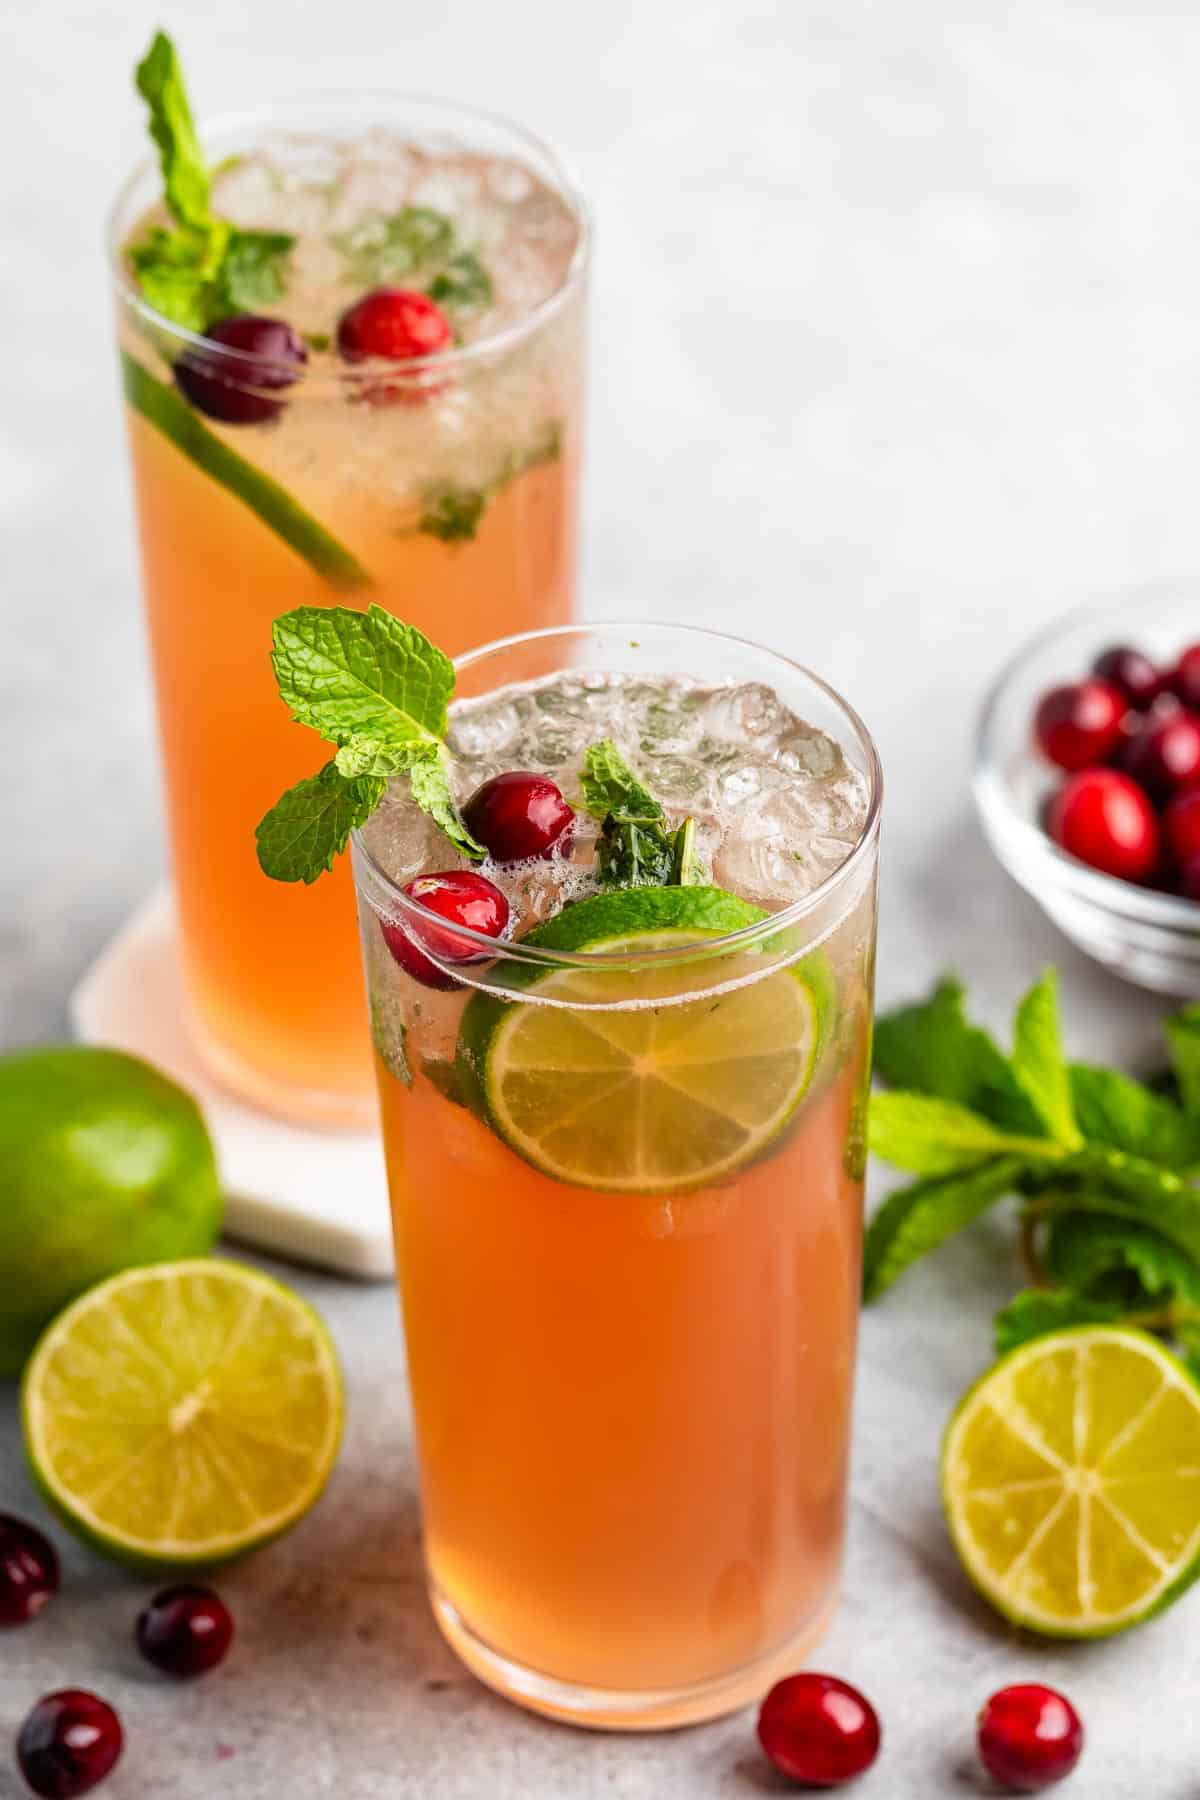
[457,886,833,1194]
[942,1326,1200,1637]
[22,1260,343,1569]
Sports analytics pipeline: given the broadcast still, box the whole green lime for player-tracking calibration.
[0,1047,222,1375]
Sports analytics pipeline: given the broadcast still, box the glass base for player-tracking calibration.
[188,1010,378,1132]
[430,1583,839,1731]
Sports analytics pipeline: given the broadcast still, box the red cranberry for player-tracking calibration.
[462,772,575,863]
[337,288,453,404]
[1033,680,1127,772]
[16,1692,123,1799]
[1164,785,1200,867]
[1091,643,1162,708]
[136,1583,234,1678]
[977,1684,1083,1792]
[381,869,510,990]
[1171,643,1200,710]
[1120,709,1200,796]
[0,1514,59,1627]
[1047,768,1160,882]
[757,1673,881,1787]
[174,315,308,425]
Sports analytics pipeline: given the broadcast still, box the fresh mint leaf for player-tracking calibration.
[135,31,212,231]
[334,206,455,286]
[408,755,486,863]
[1012,970,1082,1147]
[428,251,493,314]
[872,977,1043,1137]
[862,1156,1028,1302]
[254,761,384,883]
[669,817,705,886]
[130,35,293,333]
[271,605,452,750]
[220,229,295,311]
[415,422,563,545]
[1166,1005,1200,1115]
[581,740,663,822]
[994,1288,1124,1356]
[868,1092,1062,1178]
[121,354,369,588]
[1068,1064,1200,1167]
[418,489,486,544]
[1045,1212,1200,1306]
[1031,1147,1200,1265]
[128,224,226,332]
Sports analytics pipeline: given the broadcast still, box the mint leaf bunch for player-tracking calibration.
[580,741,706,889]
[866,972,1200,1372]
[417,422,564,546]
[255,606,485,883]
[129,33,294,333]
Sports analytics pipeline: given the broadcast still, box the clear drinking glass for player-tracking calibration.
[351,622,881,1727]
[109,96,589,1124]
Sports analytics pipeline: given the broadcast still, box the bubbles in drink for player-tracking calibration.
[360,672,870,927]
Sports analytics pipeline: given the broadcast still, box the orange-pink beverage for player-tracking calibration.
[111,99,587,1122]
[352,625,881,1727]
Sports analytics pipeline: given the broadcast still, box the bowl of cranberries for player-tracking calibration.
[975,594,1200,993]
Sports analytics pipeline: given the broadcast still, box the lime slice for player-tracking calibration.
[942,1326,1200,1637]
[457,886,832,1193]
[22,1259,343,1568]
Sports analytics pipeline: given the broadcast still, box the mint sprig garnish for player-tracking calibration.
[256,607,485,882]
[580,740,705,889]
[866,969,1200,1377]
[129,33,294,333]
[417,422,563,545]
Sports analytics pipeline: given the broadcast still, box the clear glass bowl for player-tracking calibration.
[973,588,1200,994]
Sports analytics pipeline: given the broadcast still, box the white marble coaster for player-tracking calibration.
[69,887,394,1281]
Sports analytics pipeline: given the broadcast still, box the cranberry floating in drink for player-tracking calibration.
[462,772,575,862]
[380,871,510,989]
[174,315,308,424]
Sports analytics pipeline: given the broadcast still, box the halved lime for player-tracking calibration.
[22,1259,343,1569]
[942,1326,1200,1637]
[457,886,833,1193]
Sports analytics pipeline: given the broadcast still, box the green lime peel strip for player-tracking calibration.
[121,351,371,590]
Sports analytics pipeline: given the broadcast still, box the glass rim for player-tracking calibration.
[351,620,884,971]
[107,88,591,385]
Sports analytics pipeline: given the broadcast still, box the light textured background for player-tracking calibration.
[1,2,1198,1794]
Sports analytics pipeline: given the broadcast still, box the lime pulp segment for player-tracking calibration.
[22,1260,343,1568]
[942,1326,1200,1637]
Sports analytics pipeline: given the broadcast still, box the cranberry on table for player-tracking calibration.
[1091,643,1162,709]
[0,1514,59,1627]
[174,314,308,425]
[337,288,454,402]
[381,869,510,990]
[136,1583,234,1678]
[1048,768,1159,882]
[1032,680,1127,772]
[16,1691,123,1799]
[462,772,575,863]
[977,1684,1083,1792]
[757,1672,881,1787]
[1119,710,1200,797]
[1171,643,1200,710]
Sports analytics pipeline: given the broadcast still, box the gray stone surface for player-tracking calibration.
[1,1,1197,1793]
